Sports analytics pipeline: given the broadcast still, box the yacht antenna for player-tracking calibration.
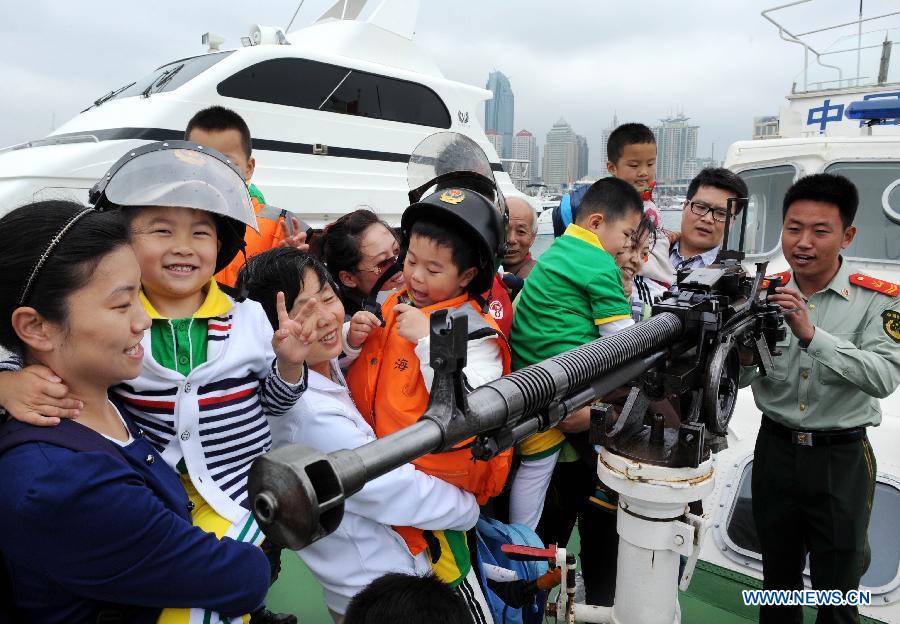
[857,0,864,87]
[284,0,306,33]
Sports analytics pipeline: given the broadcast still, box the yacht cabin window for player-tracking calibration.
[217,58,452,129]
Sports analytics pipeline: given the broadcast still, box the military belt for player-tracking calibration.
[761,415,866,447]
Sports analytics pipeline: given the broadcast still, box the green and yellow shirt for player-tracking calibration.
[511,224,631,458]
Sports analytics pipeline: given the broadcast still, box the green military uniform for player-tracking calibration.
[740,258,900,624]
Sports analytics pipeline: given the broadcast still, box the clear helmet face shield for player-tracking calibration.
[406,131,507,216]
[92,142,259,233]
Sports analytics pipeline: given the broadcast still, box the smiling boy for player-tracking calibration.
[344,186,512,622]
[0,142,317,624]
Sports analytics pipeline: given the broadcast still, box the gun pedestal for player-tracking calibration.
[573,451,714,624]
[549,397,715,624]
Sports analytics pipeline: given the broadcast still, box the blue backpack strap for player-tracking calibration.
[0,419,126,462]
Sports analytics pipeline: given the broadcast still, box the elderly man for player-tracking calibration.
[501,197,539,299]
[504,197,539,277]
[633,168,748,306]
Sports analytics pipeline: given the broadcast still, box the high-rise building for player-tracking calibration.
[485,71,514,159]
[753,115,780,139]
[512,129,539,191]
[485,129,504,160]
[652,114,699,183]
[576,134,590,180]
[542,118,578,188]
[683,156,720,180]
[599,113,619,169]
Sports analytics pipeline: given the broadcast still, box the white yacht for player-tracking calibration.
[0,0,515,226]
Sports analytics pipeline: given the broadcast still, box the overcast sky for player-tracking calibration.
[2,0,898,173]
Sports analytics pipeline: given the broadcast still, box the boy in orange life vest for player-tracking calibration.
[343,187,513,601]
[185,106,308,286]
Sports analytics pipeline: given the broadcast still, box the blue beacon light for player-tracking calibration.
[846,99,900,122]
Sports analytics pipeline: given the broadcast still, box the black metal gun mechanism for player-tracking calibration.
[593,196,786,469]
[247,199,787,551]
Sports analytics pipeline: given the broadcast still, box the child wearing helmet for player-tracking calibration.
[343,186,513,622]
[0,141,319,624]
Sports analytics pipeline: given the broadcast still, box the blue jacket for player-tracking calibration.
[0,416,270,623]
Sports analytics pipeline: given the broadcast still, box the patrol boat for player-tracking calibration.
[0,0,515,226]
[681,4,900,622]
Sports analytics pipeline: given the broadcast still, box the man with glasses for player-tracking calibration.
[671,167,748,271]
[634,168,748,306]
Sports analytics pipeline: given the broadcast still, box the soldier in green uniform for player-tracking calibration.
[741,173,900,624]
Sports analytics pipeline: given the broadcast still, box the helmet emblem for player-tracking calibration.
[439,189,466,205]
[173,149,207,166]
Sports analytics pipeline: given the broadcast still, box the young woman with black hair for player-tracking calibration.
[319,208,404,317]
[0,200,270,624]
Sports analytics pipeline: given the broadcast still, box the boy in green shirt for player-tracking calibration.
[509,177,645,530]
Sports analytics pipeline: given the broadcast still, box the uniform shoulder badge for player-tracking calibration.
[439,189,466,205]
[850,273,899,297]
[761,270,791,289]
[883,310,900,343]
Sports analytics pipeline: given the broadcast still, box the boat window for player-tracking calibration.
[731,165,796,255]
[823,162,900,262]
[725,461,900,592]
[99,52,234,103]
[217,58,451,128]
[725,462,760,555]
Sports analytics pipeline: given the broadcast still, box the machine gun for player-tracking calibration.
[248,201,785,550]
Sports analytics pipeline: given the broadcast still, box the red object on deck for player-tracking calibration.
[501,543,558,562]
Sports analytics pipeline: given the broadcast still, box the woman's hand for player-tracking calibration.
[272,292,321,383]
[347,311,381,349]
[0,366,82,426]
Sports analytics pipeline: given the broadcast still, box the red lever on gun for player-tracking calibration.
[500,543,558,562]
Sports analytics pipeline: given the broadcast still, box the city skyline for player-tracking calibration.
[487,67,718,181]
[3,1,894,168]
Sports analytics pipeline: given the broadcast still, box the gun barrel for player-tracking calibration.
[249,312,685,549]
[466,313,683,431]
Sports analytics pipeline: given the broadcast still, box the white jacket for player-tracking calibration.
[267,362,480,614]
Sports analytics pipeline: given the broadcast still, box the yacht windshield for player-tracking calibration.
[90,51,233,107]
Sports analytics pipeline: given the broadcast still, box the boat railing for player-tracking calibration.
[763,0,900,93]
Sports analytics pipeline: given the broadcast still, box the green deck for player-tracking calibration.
[266,541,888,623]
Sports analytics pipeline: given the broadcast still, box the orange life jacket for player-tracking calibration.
[346,290,513,554]
[215,196,286,287]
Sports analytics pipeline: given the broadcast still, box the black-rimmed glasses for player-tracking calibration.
[686,201,730,223]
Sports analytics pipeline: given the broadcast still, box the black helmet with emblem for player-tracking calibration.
[400,132,508,295]
[89,140,258,272]
[400,187,504,295]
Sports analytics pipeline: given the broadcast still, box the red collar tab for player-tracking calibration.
[850,273,899,297]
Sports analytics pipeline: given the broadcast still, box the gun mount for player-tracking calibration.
[249,242,784,551]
